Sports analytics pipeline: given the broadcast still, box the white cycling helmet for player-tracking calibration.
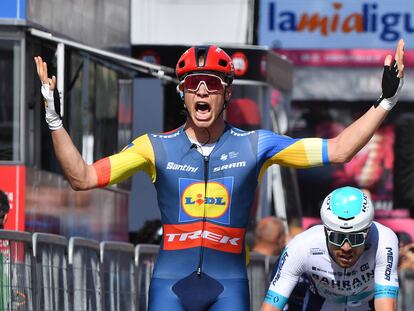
[320,186,374,233]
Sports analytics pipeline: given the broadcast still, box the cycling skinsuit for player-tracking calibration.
[92,124,329,311]
[265,222,399,311]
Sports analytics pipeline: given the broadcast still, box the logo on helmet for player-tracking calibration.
[326,195,331,211]
[362,194,368,212]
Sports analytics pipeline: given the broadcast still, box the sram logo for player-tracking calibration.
[213,161,246,173]
[163,222,245,253]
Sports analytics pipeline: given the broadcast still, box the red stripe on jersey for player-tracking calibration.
[92,157,111,187]
[163,222,245,254]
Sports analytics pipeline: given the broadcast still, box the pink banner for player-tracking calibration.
[275,49,414,67]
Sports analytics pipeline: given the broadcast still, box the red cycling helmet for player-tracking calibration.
[176,45,234,84]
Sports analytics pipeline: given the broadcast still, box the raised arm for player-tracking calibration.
[34,56,98,190]
[328,39,404,164]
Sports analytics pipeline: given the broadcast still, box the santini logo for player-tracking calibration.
[166,162,199,173]
[267,1,414,41]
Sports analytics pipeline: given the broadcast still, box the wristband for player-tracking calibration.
[41,84,63,130]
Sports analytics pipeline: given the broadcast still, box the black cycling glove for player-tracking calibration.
[375,60,403,110]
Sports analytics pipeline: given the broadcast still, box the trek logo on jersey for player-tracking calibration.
[179,177,233,224]
[230,129,255,137]
[163,222,245,253]
[220,151,239,161]
[166,162,199,173]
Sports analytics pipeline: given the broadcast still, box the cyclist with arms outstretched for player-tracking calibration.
[261,186,399,311]
[34,40,403,311]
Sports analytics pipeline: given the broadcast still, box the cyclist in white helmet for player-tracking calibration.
[261,186,399,311]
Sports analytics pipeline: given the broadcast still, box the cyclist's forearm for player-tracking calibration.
[260,302,282,311]
[328,105,387,163]
[374,297,396,311]
[51,128,98,190]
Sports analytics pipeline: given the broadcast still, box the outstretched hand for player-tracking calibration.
[34,56,62,130]
[377,39,404,110]
[34,56,56,90]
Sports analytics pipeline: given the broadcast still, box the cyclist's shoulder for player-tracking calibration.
[366,222,399,259]
[370,221,398,240]
[227,124,259,138]
[148,127,183,140]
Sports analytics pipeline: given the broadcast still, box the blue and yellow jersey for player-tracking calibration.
[93,124,328,280]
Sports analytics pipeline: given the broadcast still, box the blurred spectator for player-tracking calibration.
[396,231,413,249]
[0,190,10,229]
[399,243,414,270]
[252,217,286,257]
[129,219,162,245]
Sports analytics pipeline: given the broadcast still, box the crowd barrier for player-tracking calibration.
[398,269,414,311]
[0,230,413,310]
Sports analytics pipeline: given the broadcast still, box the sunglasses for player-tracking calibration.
[326,229,368,248]
[179,74,228,93]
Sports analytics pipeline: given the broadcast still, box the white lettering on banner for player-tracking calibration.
[166,230,240,246]
[259,0,414,49]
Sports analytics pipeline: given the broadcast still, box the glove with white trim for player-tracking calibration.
[375,60,404,111]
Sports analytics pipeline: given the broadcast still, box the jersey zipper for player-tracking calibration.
[196,155,209,277]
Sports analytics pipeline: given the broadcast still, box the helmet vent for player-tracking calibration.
[340,225,353,229]
[196,47,208,67]
[178,60,185,69]
[338,216,355,221]
[219,59,228,67]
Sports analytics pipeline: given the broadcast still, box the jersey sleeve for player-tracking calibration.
[92,134,156,187]
[374,225,399,299]
[257,130,329,181]
[265,235,307,309]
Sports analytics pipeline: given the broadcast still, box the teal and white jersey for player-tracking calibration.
[265,222,399,311]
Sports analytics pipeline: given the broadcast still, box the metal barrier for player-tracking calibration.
[10,233,413,311]
[135,244,158,311]
[100,242,135,311]
[33,233,70,311]
[398,269,414,311]
[248,252,277,311]
[68,237,102,311]
[0,230,35,311]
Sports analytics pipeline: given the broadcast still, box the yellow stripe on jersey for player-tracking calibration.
[108,134,156,185]
[258,138,325,181]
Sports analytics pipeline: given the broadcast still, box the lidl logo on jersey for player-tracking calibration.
[163,221,245,253]
[179,177,233,224]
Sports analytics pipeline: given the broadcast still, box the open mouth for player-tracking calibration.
[194,102,212,121]
[339,253,353,263]
[196,102,211,113]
